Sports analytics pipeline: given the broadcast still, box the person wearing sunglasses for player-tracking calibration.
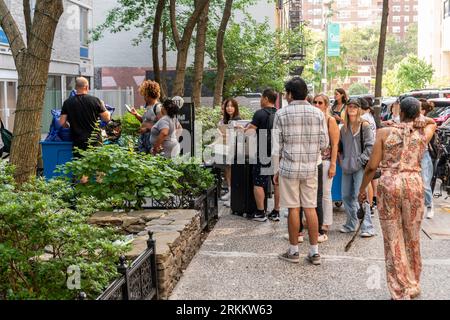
[313,94,340,240]
[339,98,376,238]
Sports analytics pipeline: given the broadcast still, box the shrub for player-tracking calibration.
[0,163,128,300]
[115,109,145,137]
[61,145,182,211]
[169,158,215,197]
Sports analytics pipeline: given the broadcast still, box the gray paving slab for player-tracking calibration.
[170,198,450,300]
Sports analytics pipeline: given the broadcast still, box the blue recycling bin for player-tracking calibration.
[331,163,343,203]
[40,141,73,180]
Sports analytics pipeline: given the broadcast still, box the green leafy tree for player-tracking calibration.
[383,55,434,96]
[205,18,313,97]
[302,29,354,94]
[348,83,370,96]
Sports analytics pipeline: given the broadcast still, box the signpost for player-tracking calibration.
[177,102,195,156]
[327,23,341,57]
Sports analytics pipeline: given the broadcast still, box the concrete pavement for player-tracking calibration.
[170,197,450,300]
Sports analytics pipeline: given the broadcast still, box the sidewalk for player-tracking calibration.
[170,197,450,300]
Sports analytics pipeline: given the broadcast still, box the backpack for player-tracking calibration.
[428,133,443,161]
[1,120,12,153]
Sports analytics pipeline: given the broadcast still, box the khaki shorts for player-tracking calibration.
[279,174,318,209]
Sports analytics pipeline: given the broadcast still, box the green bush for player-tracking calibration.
[61,145,182,211]
[196,105,255,146]
[115,109,144,137]
[0,162,128,300]
[169,158,215,197]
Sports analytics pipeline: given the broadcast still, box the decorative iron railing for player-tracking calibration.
[90,231,158,300]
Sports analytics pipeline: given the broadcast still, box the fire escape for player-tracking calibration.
[288,0,306,62]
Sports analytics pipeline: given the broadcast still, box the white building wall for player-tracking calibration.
[418,0,450,80]
[92,0,276,69]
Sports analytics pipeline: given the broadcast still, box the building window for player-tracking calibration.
[42,75,62,133]
[392,5,401,12]
[80,7,89,47]
[392,26,401,33]
[445,0,450,19]
[393,16,401,23]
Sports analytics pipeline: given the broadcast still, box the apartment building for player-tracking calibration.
[0,0,94,132]
[302,0,417,38]
[418,0,450,81]
[278,0,418,91]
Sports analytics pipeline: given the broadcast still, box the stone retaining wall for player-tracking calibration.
[89,209,204,299]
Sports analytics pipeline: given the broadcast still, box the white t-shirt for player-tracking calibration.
[361,113,377,139]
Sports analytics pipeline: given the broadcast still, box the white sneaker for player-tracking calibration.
[318,234,328,243]
[220,191,231,201]
[283,234,304,243]
[426,206,434,219]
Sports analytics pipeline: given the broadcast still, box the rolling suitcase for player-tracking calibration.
[230,163,256,216]
[230,163,268,216]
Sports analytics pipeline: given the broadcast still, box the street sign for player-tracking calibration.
[327,23,340,57]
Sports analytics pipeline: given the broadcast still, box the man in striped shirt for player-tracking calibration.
[272,77,329,265]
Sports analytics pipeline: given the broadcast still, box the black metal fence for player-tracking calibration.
[95,231,158,300]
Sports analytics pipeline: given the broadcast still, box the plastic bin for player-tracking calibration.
[331,163,343,206]
[40,141,73,180]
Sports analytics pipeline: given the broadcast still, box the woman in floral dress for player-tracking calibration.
[358,97,436,300]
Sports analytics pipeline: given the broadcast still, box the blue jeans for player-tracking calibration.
[341,169,375,235]
[421,150,433,208]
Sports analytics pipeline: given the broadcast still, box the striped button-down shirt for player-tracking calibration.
[272,100,329,179]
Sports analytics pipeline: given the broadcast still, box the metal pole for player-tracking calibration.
[324,20,328,94]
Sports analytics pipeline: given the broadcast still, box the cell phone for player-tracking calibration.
[125,104,132,113]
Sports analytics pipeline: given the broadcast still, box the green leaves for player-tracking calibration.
[61,144,216,211]
[383,55,434,96]
[0,167,128,300]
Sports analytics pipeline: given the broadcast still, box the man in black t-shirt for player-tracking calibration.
[244,88,280,222]
[60,77,110,152]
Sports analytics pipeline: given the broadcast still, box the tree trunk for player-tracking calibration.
[192,0,209,108]
[170,0,210,97]
[161,20,168,99]
[213,0,233,107]
[152,0,165,96]
[374,0,389,128]
[0,0,64,183]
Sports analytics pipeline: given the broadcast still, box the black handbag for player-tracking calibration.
[0,120,12,153]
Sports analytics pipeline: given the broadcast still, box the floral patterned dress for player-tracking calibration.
[378,123,427,300]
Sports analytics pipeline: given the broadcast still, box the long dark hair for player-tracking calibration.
[334,88,349,106]
[223,99,240,124]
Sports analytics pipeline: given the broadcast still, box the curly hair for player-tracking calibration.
[139,80,161,100]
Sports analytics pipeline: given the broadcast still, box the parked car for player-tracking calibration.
[400,88,450,100]
[381,97,398,120]
[427,98,450,126]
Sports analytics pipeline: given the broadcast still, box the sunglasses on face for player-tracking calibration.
[313,101,324,105]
